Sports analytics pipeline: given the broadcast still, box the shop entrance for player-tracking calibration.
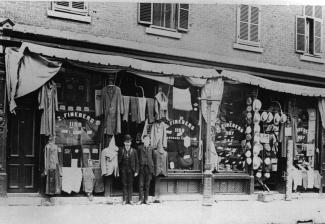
[6,93,39,193]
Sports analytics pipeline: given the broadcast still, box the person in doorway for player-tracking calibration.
[137,135,154,205]
[118,134,139,205]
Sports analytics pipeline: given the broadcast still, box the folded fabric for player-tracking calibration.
[172,87,193,111]
[62,167,82,194]
[122,96,130,122]
[138,97,147,123]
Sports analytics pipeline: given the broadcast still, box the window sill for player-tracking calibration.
[233,43,263,53]
[145,27,182,39]
[300,54,325,64]
[47,10,91,23]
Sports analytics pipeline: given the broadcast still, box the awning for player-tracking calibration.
[222,70,325,97]
[20,42,218,86]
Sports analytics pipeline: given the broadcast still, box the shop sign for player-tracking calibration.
[297,127,308,143]
[167,116,197,140]
[215,122,244,143]
[62,111,100,126]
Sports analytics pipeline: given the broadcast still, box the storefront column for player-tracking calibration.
[202,99,213,206]
[285,139,293,201]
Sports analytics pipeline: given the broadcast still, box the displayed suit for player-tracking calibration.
[137,144,154,203]
[118,146,139,203]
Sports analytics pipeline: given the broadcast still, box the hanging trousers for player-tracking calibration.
[138,165,152,203]
[120,166,134,203]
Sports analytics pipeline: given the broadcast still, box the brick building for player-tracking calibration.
[0,2,324,200]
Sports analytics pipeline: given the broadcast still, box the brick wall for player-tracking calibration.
[0,2,324,73]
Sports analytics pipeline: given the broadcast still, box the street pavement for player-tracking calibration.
[1,197,325,224]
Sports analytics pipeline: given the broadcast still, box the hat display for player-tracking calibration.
[241,140,246,148]
[254,134,260,143]
[253,112,261,123]
[266,112,274,123]
[264,172,271,179]
[280,113,287,123]
[254,124,260,133]
[253,143,263,155]
[246,97,252,105]
[123,134,132,143]
[256,171,262,178]
[245,142,252,150]
[261,111,268,122]
[246,112,252,120]
[246,105,252,112]
[246,117,252,125]
[245,150,252,158]
[274,113,281,125]
[264,143,271,151]
[246,157,252,165]
[245,126,252,134]
[264,157,271,165]
[253,156,262,170]
[265,124,273,132]
[252,99,262,112]
[246,134,252,141]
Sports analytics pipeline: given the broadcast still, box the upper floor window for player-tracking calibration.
[236,5,261,47]
[47,1,91,23]
[138,3,189,39]
[296,6,323,56]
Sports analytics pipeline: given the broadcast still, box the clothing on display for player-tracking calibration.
[314,170,322,189]
[150,121,168,149]
[153,144,168,177]
[122,96,130,122]
[44,142,62,195]
[82,168,95,193]
[146,98,155,123]
[95,90,102,117]
[93,168,105,193]
[138,97,147,123]
[39,81,58,136]
[62,167,82,194]
[172,87,193,111]
[101,136,119,177]
[130,96,139,123]
[100,85,124,135]
[155,91,169,120]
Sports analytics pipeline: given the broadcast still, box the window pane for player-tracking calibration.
[240,22,249,40]
[250,24,259,42]
[152,3,176,29]
[153,3,163,27]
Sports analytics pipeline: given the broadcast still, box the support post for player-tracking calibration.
[202,99,213,206]
[285,139,293,201]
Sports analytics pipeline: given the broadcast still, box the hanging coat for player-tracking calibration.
[100,85,124,135]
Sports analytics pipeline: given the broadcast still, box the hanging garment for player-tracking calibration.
[292,168,302,191]
[93,168,104,193]
[307,169,315,189]
[153,146,168,177]
[201,78,224,126]
[318,98,325,129]
[122,96,130,122]
[82,168,95,193]
[38,81,59,137]
[95,90,102,117]
[62,167,82,194]
[44,142,62,195]
[155,91,168,120]
[150,122,168,149]
[101,136,119,177]
[302,170,308,189]
[100,85,124,135]
[146,98,155,123]
[130,96,139,123]
[138,97,147,123]
[172,87,193,111]
[314,170,322,189]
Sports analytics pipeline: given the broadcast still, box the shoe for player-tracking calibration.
[144,201,150,205]
[122,201,127,205]
[129,201,135,205]
[136,201,143,205]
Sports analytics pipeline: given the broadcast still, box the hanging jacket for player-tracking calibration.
[155,92,168,120]
[101,136,119,177]
[150,122,168,149]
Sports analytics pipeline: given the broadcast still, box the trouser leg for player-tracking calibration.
[144,167,152,202]
[138,168,145,202]
[121,168,128,202]
[127,170,134,203]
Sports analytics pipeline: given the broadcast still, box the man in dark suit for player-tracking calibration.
[118,134,139,205]
[137,135,154,205]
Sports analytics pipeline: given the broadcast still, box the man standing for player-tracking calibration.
[118,134,139,205]
[137,135,154,205]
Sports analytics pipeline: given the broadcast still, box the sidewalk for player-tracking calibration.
[0,197,325,224]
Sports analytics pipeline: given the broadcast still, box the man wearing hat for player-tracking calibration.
[137,135,154,205]
[118,134,139,205]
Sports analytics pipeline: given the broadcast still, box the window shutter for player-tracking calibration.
[238,4,249,41]
[315,6,323,19]
[138,3,153,25]
[304,5,314,17]
[314,18,322,55]
[72,2,87,10]
[250,6,259,42]
[296,16,306,53]
[52,1,88,15]
[178,4,189,32]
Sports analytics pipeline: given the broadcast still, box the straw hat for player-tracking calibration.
[253,156,262,170]
[264,172,271,179]
[261,111,268,122]
[241,140,246,148]
[245,142,252,150]
[246,112,252,120]
[253,99,262,112]
[266,112,274,123]
[245,126,252,134]
[274,113,281,125]
[264,143,271,152]
[246,105,252,112]
[246,97,252,105]
[264,157,271,165]
[253,143,263,155]
[253,112,261,123]
[280,113,287,123]
[254,134,260,143]
[254,124,260,133]
[246,134,252,141]
[256,171,262,178]
[246,157,252,165]
[245,150,252,158]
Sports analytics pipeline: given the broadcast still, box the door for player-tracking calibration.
[7,107,39,193]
